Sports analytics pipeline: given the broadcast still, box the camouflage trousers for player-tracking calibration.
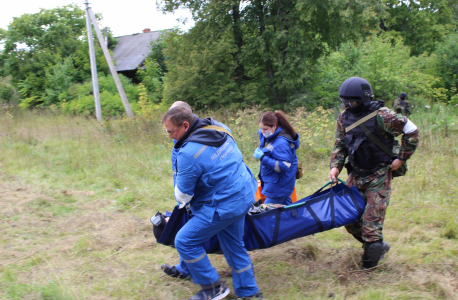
[345,165,392,243]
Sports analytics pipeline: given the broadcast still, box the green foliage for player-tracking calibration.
[0,77,17,103]
[380,0,457,55]
[289,106,335,158]
[147,35,168,76]
[136,59,163,102]
[431,34,458,101]
[2,1,458,113]
[135,83,166,117]
[161,26,244,108]
[303,34,446,107]
[160,0,384,108]
[61,76,141,116]
[0,5,114,108]
[136,33,168,102]
[43,57,75,106]
[60,75,167,117]
[61,74,140,115]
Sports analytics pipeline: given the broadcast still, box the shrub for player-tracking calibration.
[302,34,445,107]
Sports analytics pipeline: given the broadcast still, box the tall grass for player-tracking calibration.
[0,104,457,299]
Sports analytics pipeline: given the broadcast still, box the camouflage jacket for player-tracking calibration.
[330,107,420,173]
[394,98,411,115]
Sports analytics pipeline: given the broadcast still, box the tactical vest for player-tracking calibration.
[342,101,394,172]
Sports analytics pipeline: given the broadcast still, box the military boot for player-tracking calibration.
[362,241,390,270]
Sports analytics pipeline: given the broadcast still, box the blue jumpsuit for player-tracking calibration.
[174,118,259,296]
[171,119,231,279]
[258,127,300,205]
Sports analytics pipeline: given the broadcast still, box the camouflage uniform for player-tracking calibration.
[330,107,419,243]
[393,98,411,117]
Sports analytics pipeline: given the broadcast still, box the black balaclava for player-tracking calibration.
[342,98,364,114]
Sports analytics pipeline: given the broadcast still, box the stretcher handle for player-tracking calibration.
[284,178,346,209]
[320,178,346,190]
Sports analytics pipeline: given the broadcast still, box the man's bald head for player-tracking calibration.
[170,101,192,112]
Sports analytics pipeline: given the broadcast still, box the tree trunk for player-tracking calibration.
[232,2,246,92]
[255,0,283,104]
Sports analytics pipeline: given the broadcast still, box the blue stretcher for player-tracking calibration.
[156,180,365,253]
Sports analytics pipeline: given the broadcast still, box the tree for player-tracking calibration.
[136,33,169,102]
[379,0,457,55]
[0,5,111,107]
[159,0,384,107]
[431,33,458,102]
[303,34,445,107]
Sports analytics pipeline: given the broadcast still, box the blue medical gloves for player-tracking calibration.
[253,147,264,160]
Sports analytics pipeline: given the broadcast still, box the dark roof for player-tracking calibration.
[112,30,163,72]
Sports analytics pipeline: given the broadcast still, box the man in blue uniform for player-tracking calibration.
[161,101,193,279]
[162,101,233,280]
[163,106,263,300]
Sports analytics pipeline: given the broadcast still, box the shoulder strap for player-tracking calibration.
[197,125,234,139]
[358,123,393,157]
[345,110,379,133]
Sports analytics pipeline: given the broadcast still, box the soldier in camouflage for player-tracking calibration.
[329,78,420,270]
[394,92,411,117]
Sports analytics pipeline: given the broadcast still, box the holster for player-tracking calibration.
[344,161,353,175]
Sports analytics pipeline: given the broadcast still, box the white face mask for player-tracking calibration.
[263,131,273,139]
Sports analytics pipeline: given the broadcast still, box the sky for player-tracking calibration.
[0,0,195,37]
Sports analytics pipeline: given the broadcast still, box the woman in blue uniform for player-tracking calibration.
[253,111,300,205]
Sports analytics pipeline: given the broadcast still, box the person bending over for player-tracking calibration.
[161,101,233,281]
[163,107,263,300]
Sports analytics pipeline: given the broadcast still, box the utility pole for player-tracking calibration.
[87,7,135,119]
[84,1,102,122]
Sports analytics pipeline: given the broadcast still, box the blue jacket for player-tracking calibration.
[172,119,231,185]
[174,117,255,222]
[258,127,300,198]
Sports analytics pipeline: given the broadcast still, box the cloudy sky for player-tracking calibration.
[0,0,195,37]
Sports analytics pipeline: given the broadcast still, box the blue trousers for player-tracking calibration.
[175,211,259,297]
[174,258,190,278]
[264,196,292,205]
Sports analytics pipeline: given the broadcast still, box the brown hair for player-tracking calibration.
[163,106,194,126]
[258,110,297,139]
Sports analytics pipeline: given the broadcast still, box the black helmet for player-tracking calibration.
[400,92,407,100]
[339,77,373,108]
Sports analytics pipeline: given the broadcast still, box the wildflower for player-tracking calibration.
[425,105,431,109]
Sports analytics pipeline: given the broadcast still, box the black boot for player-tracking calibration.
[161,264,189,279]
[362,241,390,270]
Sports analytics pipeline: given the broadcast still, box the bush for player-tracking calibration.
[62,90,140,117]
[0,77,17,103]
[60,74,141,116]
[301,34,446,107]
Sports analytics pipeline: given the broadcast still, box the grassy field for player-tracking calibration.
[0,104,457,300]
